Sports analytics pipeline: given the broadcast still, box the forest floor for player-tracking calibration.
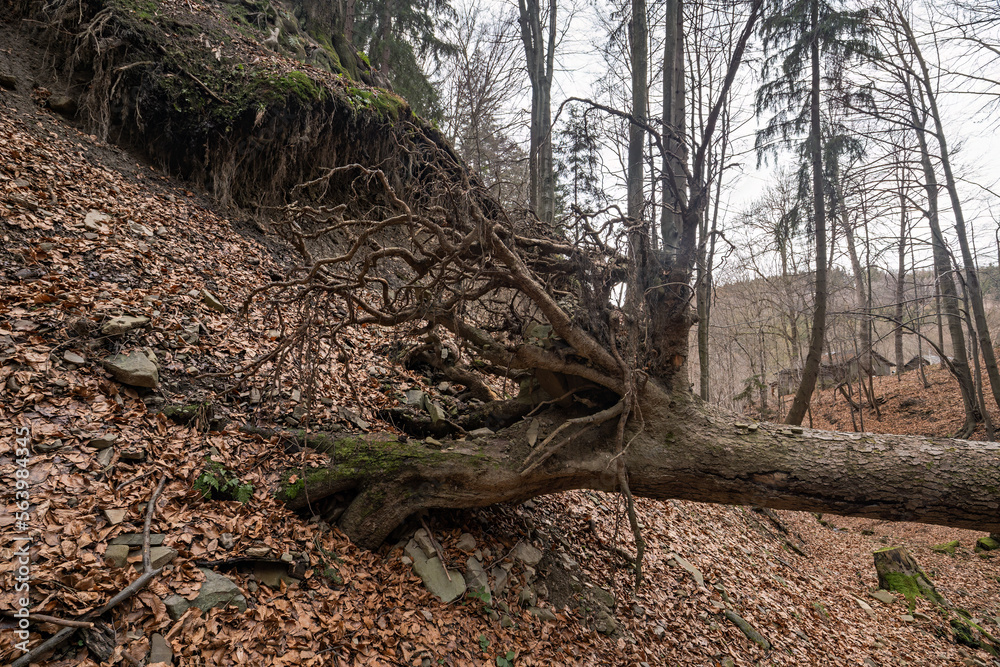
[3,43,1000,667]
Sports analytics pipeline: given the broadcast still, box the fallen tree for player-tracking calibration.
[19,0,1000,555]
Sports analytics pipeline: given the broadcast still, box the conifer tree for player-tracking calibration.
[755,0,877,425]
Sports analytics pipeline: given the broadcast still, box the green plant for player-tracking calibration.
[478,635,490,652]
[496,650,515,667]
[193,458,254,503]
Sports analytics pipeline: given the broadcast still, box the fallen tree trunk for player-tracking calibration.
[279,383,1000,549]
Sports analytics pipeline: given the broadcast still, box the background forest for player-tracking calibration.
[369,0,1000,432]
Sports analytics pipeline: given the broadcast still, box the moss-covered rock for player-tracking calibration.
[931,540,960,555]
[873,546,945,611]
[976,536,1000,552]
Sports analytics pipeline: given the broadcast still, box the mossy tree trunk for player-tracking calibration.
[282,384,1000,550]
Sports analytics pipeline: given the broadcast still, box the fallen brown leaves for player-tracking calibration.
[2,31,1000,667]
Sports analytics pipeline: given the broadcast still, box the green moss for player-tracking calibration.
[357,50,371,67]
[344,86,407,119]
[931,540,960,555]
[268,70,326,104]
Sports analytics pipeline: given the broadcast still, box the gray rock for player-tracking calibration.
[120,447,146,462]
[492,566,509,594]
[64,350,86,365]
[220,533,235,550]
[149,633,173,665]
[96,448,114,467]
[102,352,158,388]
[411,556,466,603]
[465,557,491,604]
[155,226,170,237]
[852,596,876,618]
[48,95,77,117]
[652,625,666,638]
[245,546,271,559]
[111,533,166,549]
[102,508,127,525]
[88,435,118,450]
[590,587,615,609]
[104,544,130,568]
[201,289,227,313]
[469,428,494,437]
[84,210,111,233]
[405,389,426,405]
[424,399,445,423]
[150,547,178,568]
[870,589,895,605]
[671,553,704,588]
[129,221,154,237]
[412,529,437,559]
[593,609,619,635]
[195,568,247,612]
[164,594,190,620]
[501,615,514,628]
[518,585,537,607]
[101,315,149,336]
[421,610,433,621]
[0,73,17,90]
[456,533,477,552]
[528,606,557,622]
[513,542,543,566]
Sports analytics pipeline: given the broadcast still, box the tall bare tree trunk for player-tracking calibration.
[786,0,827,426]
[900,12,1000,415]
[903,72,980,435]
[661,0,686,256]
[894,177,907,377]
[518,0,556,226]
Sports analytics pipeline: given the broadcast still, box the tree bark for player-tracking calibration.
[282,383,1000,549]
[785,0,827,426]
[899,10,1000,416]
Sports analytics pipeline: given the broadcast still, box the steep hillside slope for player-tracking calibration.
[3,5,1000,667]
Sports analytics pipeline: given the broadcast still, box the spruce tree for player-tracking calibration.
[755,0,877,425]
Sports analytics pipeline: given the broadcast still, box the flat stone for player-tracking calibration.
[195,568,247,612]
[513,542,543,566]
[421,610,433,621]
[96,448,114,467]
[104,544,130,568]
[411,556,465,603]
[129,221,154,237]
[465,557,491,604]
[492,566,509,593]
[88,434,118,449]
[201,289,227,313]
[900,614,915,622]
[469,428,494,437]
[245,546,271,559]
[852,596,876,618]
[671,553,704,588]
[456,533,477,552]
[111,533,166,549]
[150,546,178,568]
[501,615,514,628]
[155,226,170,237]
[102,508,127,525]
[120,447,146,462]
[84,210,111,232]
[518,585,537,607]
[931,540,960,555]
[870,589,896,605]
[412,529,437,559]
[528,606,557,622]
[254,562,296,589]
[220,533,234,550]
[64,350,86,364]
[102,352,158,388]
[164,594,190,621]
[405,389,425,405]
[101,315,149,336]
[0,73,17,90]
[976,536,1000,551]
[149,633,173,665]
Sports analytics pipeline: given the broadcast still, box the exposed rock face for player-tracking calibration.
[101,315,149,335]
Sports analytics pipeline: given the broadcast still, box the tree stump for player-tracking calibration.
[873,546,946,608]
